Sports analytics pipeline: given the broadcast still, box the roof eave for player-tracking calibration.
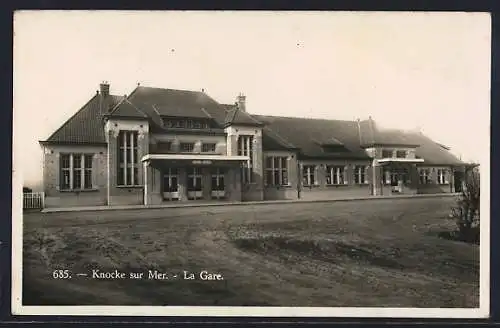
[39,140,107,146]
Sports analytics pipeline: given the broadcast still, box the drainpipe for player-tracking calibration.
[143,161,149,205]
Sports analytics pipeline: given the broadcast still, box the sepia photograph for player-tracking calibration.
[12,10,490,317]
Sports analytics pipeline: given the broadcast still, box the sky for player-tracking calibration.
[13,11,491,190]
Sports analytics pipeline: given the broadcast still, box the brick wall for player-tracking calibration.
[42,144,107,207]
[298,159,372,200]
[263,150,299,200]
[416,165,454,194]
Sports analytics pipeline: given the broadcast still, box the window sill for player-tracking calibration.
[303,184,320,188]
[326,184,349,187]
[58,188,99,193]
[117,185,144,189]
[265,184,292,189]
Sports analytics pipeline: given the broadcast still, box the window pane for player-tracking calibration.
[126,168,131,186]
[61,170,70,189]
[382,150,392,158]
[396,150,406,158]
[133,168,139,185]
[281,170,288,185]
[73,154,82,168]
[133,147,138,163]
[281,157,287,170]
[219,176,225,190]
[265,157,273,169]
[266,170,273,185]
[119,148,124,163]
[117,168,124,185]
[61,154,70,168]
[84,169,92,189]
[84,155,93,168]
[126,149,132,163]
[274,157,280,168]
[274,170,280,185]
[73,170,81,189]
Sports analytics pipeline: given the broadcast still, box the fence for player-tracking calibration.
[23,192,45,210]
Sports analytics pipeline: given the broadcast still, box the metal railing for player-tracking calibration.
[23,192,45,209]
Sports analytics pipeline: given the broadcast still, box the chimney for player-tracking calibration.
[100,81,110,97]
[237,92,246,112]
[99,81,110,115]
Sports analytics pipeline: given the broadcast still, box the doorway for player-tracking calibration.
[162,168,179,200]
[187,167,203,200]
[211,168,225,199]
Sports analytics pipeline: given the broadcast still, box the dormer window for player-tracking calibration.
[396,150,407,158]
[202,143,217,153]
[180,142,194,152]
[162,118,211,130]
[382,149,393,158]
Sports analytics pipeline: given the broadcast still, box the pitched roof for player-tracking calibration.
[254,114,463,165]
[41,84,464,166]
[127,86,226,122]
[255,115,371,159]
[108,98,148,119]
[43,93,123,144]
[224,107,263,127]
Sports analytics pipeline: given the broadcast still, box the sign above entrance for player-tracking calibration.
[192,160,213,165]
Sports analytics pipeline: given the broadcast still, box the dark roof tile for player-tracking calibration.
[44,94,122,144]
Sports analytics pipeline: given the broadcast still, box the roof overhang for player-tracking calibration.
[374,158,425,167]
[141,154,250,164]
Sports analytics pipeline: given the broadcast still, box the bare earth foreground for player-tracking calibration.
[22,197,479,307]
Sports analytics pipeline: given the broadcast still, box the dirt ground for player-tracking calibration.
[22,197,479,307]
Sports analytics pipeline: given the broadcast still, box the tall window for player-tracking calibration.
[419,168,431,184]
[202,143,217,153]
[437,169,448,184]
[265,156,288,186]
[180,142,194,153]
[354,165,367,184]
[211,168,225,191]
[302,165,317,186]
[238,135,254,184]
[118,131,139,186]
[60,153,93,190]
[326,165,346,185]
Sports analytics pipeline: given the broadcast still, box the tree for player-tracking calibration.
[450,165,480,243]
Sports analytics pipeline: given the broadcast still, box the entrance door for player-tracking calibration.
[187,167,203,200]
[211,168,225,199]
[163,168,179,200]
[387,167,408,193]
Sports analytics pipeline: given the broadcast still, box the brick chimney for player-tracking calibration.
[99,81,110,115]
[237,93,246,112]
[100,81,110,97]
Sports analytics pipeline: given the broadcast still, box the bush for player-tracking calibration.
[450,167,480,243]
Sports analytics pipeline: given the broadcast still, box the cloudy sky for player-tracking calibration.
[14,11,490,189]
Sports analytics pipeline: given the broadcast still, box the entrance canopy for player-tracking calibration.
[141,154,250,168]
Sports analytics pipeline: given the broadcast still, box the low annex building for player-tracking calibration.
[40,83,467,207]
